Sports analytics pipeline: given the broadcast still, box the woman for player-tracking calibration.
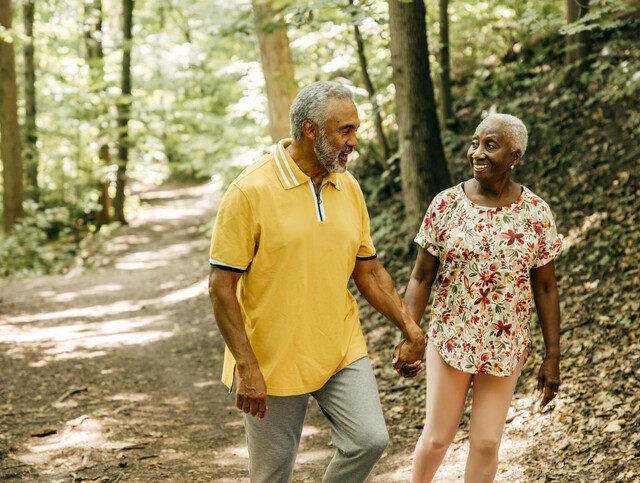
[403,114,562,482]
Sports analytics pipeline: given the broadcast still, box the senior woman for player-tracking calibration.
[403,113,562,482]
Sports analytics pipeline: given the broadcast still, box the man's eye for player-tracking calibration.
[471,142,478,148]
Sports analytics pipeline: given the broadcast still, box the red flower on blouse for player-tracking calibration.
[503,229,524,245]
[474,288,491,309]
[479,271,498,286]
[532,221,544,235]
[492,320,512,337]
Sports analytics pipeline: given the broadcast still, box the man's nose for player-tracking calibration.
[347,133,357,147]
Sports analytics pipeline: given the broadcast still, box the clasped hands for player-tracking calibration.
[392,335,426,378]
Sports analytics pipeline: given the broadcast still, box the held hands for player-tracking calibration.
[236,363,268,420]
[392,335,426,378]
[537,355,561,409]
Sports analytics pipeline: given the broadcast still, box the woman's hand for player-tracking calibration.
[537,355,560,409]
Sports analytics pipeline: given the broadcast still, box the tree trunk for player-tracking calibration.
[438,0,454,127]
[388,0,451,222]
[252,0,297,143]
[0,0,24,232]
[114,0,133,224]
[84,0,112,227]
[351,1,389,164]
[565,0,590,76]
[23,0,39,203]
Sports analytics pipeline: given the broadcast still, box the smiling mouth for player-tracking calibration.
[339,148,352,162]
[473,163,490,172]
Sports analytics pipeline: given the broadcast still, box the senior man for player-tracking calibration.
[208,81,425,483]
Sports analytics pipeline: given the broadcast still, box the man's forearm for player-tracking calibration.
[208,272,259,371]
[355,261,423,341]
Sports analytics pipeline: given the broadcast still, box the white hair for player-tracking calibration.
[289,81,354,141]
[477,113,528,157]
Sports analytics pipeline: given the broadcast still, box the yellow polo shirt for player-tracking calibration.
[209,138,376,396]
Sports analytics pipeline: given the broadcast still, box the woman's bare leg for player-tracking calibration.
[411,341,472,483]
[464,353,526,483]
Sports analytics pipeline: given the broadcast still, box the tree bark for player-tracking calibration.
[84,0,112,227]
[252,0,297,143]
[114,0,133,224]
[351,1,389,164]
[438,0,454,127]
[388,0,451,222]
[23,0,39,203]
[0,0,24,231]
[565,0,590,76]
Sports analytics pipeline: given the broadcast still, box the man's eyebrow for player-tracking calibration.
[338,123,358,130]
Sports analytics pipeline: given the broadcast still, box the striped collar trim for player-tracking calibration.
[273,138,341,190]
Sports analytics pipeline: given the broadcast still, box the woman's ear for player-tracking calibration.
[511,148,522,167]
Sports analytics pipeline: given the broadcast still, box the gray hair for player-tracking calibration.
[477,113,528,157]
[289,81,354,141]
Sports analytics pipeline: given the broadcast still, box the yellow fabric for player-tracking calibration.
[209,139,376,396]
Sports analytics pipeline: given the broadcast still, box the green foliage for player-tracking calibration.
[3,0,639,279]
[0,202,78,278]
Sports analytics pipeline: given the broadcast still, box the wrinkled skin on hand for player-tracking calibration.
[393,337,426,378]
[236,365,268,419]
[537,355,561,409]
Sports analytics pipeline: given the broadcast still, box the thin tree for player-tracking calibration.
[565,0,590,79]
[438,0,454,127]
[23,0,39,202]
[252,0,297,142]
[114,0,133,224]
[0,0,24,231]
[388,0,451,222]
[84,0,112,226]
[350,0,390,164]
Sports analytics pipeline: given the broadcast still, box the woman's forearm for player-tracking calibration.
[531,263,561,358]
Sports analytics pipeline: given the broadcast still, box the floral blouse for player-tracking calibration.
[415,183,563,377]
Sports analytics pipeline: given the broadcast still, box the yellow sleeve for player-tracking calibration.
[355,182,376,260]
[209,184,257,272]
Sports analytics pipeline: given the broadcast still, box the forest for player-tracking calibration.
[0,0,638,481]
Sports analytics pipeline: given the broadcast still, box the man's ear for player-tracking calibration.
[302,120,317,141]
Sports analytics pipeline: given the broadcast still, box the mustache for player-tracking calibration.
[341,146,353,155]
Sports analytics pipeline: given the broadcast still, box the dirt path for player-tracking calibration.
[0,181,537,482]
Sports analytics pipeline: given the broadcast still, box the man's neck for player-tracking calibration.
[287,141,328,189]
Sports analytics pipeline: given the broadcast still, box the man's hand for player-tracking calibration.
[537,355,560,409]
[236,363,268,419]
[392,336,426,378]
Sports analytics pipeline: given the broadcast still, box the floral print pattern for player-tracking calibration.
[415,183,563,377]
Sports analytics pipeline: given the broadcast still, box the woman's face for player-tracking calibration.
[466,120,519,182]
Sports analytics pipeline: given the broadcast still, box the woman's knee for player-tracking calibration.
[469,434,502,457]
[417,430,455,454]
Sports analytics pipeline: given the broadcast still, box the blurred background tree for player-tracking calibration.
[0,0,638,278]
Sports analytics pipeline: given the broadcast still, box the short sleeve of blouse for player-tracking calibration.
[533,206,563,268]
[414,196,440,256]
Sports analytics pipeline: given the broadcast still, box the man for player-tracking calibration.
[208,81,425,483]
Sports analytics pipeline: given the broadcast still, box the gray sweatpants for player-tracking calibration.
[243,357,389,483]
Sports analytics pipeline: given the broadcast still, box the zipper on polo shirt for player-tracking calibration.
[309,179,329,222]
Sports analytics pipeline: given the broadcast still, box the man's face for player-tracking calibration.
[314,98,359,173]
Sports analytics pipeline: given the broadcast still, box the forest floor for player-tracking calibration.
[0,179,637,482]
